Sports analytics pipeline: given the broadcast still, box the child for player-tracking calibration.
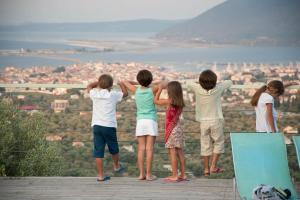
[188,69,232,177]
[87,74,128,181]
[250,80,297,133]
[154,81,187,182]
[122,69,158,181]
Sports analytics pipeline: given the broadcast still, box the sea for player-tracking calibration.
[0,31,300,72]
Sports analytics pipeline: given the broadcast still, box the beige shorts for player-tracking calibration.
[200,120,224,156]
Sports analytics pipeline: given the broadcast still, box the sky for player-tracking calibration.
[0,0,225,25]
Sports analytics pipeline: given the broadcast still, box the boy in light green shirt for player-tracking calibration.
[188,70,232,176]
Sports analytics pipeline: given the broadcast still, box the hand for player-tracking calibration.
[160,81,168,89]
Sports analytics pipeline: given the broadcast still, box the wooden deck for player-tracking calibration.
[0,177,299,200]
[0,177,236,200]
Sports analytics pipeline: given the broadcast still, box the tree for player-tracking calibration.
[0,101,65,176]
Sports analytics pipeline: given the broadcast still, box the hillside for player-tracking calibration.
[156,0,300,46]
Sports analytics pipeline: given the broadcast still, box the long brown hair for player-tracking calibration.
[250,80,284,106]
[167,81,185,108]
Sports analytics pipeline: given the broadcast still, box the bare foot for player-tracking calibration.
[146,175,157,181]
[164,176,178,181]
[178,174,187,180]
[138,175,146,180]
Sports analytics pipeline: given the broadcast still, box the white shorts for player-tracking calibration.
[136,119,158,137]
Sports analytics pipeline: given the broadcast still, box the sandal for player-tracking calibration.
[210,167,225,174]
[178,177,189,182]
[97,176,110,182]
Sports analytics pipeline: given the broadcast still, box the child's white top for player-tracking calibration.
[90,88,123,128]
[188,80,232,122]
[255,92,278,133]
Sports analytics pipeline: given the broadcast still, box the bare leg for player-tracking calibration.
[146,135,156,180]
[137,136,146,179]
[202,156,210,175]
[165,148,178,180]
[176,148,186,179]
[210,153,221,171]
[111,153,120,171]
[96,158,104,179]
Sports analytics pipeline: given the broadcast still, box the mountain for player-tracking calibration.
[0,19,185,33]
[156,0,300,46]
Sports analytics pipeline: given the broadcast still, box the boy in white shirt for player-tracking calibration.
[87,74,128,181]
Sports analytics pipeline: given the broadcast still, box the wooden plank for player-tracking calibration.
[0,177,299,200]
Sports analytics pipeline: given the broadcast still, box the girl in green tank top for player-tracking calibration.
[121,69,160,181]
[135,86,157,121]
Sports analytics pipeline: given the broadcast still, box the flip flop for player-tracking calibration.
[97,176,110,182]
[210,167,225,174]
[146,175,157,181]
[164,178,179,183]
[178,177,189,182]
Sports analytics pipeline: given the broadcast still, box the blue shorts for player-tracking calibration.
[93,125,119,158]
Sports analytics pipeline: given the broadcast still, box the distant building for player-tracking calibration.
[79,111,90,116]
[70,94,79,100]
[122,145,134,152]
[46,135,63,141]
[19,105,38,111]
[52,88,68,95]
[17,95,25,100]
[51,100,69,113]
[72,141,85,148]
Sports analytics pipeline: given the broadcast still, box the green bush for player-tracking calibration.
[0,101,65,176]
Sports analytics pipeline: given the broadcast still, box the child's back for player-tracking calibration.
[90,88,123,127]
[188,69,232,176]
[135,86,157,121]
[191,81,232,121]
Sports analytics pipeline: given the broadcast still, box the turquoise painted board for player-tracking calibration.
[230,133,298,200]
[293,136,300,168]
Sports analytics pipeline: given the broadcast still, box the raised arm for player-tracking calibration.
[152,80,167,95]
[128,80,139,85]
[122,80,137,94]
[87,81,98,93]
[284,81,298,89]
[118,81,128,98]
[154,83,170,106]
